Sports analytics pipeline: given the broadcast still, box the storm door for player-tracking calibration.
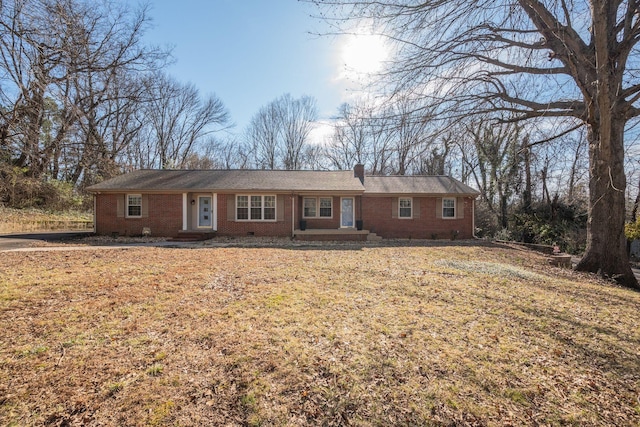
[341,197,354,228]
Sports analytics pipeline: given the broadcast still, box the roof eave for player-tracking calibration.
[364,192,480,197]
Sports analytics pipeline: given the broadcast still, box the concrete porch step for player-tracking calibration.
[367,232,383,242]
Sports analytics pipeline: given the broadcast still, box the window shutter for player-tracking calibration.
[117,194,124,218]
[227,195,235,221]
[436,198,442,219]
[457,197,464,219]
[142,194,149,218]
[277,195,285,221]
[391,198,398,218]
[413,198,420,219]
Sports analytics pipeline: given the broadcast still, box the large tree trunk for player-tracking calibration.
[575,118,638,289]
[574,1,638,289]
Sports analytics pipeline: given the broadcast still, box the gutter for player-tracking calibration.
[472,197,480,240]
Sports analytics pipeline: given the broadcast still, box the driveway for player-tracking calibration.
[0,231,95,251]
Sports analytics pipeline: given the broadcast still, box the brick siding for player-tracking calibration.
[95,193,183,237]
[216,193,292,237]
[361,196,475,239]
[95,193,475,239]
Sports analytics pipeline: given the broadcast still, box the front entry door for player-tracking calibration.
[198,196,212,228]
[341,197,354,228]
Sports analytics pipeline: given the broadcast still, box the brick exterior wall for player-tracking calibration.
[361,196,475,239]
[94,192,475,239]
[298,196,352,229]
[216,193,293,237]
[95,193,183,237]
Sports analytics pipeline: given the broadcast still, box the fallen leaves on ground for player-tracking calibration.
[0,241,639,426]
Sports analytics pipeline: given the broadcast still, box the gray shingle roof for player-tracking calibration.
[364,175,479,196]
[87,169,480,196]
[87,169,364,193]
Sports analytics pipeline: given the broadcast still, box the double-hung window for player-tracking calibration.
[443,198,456,218]
[237,196,249,220]
[399,198,412,218]
[319,198,332,217]
[127,194,142,218]
[264,196,276,220]
[250,196,262,220]
[303,198,316,217]
[237,195,276,221]
[303,197,332,218]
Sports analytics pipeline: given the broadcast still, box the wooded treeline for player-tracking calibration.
[4,0,638,259]
[0,0,229,209]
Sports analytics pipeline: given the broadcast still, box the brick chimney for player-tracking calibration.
[353,164,365,183]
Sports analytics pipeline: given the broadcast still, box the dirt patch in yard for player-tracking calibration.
[1,243,639,426]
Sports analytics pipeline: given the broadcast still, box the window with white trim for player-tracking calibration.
[237,195,276,221]
[127,194,142,218]
[264,195,276,220]
[399,197,412,218]
[237,195,249,220]
[319,197,332,217]
[443,198,456,218]
[303,197,332,218]
[303,197,316,217]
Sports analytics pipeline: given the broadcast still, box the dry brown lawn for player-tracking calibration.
[0,241,639,426]
[0,207,92,233]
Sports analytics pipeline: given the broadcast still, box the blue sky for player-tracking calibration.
[143,0,355,138]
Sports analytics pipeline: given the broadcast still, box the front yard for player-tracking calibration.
[0,242,639,426]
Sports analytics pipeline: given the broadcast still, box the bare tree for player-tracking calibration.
[325,100,397,173]
[143,73,229,169]
[389,98,435,175]
[0,0,167,185]
[246,93,318,170]
[247,101,280,169]
[463,119,524,229]
[310,0,640,288]
[279,94,318,170]
[325,102,371,169]
[418,134,454,176]
[367,107,396,175]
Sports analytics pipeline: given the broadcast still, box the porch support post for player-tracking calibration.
[182,193,188,231]
[212,193,217,231]
[291,194,295,238]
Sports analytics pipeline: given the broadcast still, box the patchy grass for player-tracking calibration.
[0,242,639,426]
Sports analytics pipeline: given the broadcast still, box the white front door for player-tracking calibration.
[341,197,354,228]
[198,196,212,228]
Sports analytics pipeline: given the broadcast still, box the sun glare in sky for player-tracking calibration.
[339,33,390,80]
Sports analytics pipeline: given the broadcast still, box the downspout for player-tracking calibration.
[93,194,97,233]
[472,197,479,239]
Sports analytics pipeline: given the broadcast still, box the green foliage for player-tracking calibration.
[510,202,587,254]
[625,218,640,240]
[473,199,500,238]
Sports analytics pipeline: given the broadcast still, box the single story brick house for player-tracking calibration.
[86,165,480,241]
